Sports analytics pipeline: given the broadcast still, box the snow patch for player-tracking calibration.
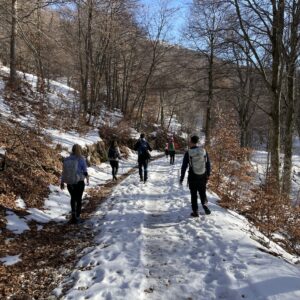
[15,197,26,209]
[45,128,101,151]
[6,210,30,234]
[0,254,22,266]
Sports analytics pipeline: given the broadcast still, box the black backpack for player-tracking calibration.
[138,140,151,159]
[108,147,118,160]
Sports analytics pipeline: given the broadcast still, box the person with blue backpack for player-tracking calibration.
[60,144,89,224]
[134,133,152,183]
[180,135,211,217]
[108,140,122,181]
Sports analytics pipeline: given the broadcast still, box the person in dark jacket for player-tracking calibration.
[168,137,176,165]
[180,135,211,216]
[134,133,152,183]
[108,140,122,181]
[60,144,89,224]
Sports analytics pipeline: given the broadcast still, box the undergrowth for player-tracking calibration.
[209,108,300,256]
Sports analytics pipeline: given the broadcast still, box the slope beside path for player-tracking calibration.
[55,156,300,300]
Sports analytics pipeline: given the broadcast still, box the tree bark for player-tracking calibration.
[282,0,300,194]
[9,0,18,85]
[205,43,213,147]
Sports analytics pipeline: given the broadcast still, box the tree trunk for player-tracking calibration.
[9,0,18,85]
[77,4,87,112]
[282,0,300,194]
[36,0,45,93]
[160,90,165,128]
[205,42,214,147]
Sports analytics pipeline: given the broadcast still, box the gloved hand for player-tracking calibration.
[60,182,65,190]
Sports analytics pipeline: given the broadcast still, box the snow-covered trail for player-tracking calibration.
[56,156,300,300]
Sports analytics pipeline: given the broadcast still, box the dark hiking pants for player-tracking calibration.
[110,160,119,178]
[188,174,207,213]
[67,181,85,218]
[169,151,175,164]
[138,159,148,181]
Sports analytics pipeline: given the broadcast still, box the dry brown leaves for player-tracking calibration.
[0,170,135,300]
[209,108,300,257]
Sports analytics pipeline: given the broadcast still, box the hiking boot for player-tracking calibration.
[203,205,211,215]
[140,177,144,182]
[113,176,117,181]
[70,217,77,224]
[190,211,199,217]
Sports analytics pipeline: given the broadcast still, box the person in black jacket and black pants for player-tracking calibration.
[134,133,152,183]
[180,135,211,217]
[108,140,122,181]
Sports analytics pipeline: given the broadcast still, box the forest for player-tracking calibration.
[0,0,300,299]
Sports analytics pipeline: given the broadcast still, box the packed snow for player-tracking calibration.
[52,156,300,300]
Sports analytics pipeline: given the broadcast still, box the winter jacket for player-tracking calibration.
[134,138,152,162]
[108,146,122,161]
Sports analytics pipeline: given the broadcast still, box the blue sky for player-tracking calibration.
[139,0,192,43]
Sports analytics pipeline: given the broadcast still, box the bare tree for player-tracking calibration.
[185,0,229,147]
[224,38,265,147]
[232,0,285,188]
[131,0,177,129]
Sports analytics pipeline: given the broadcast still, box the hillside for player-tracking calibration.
[0,68,299,299]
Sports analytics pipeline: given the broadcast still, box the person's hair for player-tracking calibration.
[110,140,118,148]
[190,135,199,144]
[72,144,82,157]
[140,133,145,139]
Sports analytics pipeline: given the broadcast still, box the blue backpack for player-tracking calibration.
[138,140,151,159]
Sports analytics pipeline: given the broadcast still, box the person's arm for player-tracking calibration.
[117,147,122,159]
[206,151,211,177]
[60,177,65,189]
[180,152,189,183]
[60,158,65,189]
[134,141,139,151]
[147,142,152,152]
[80,157,90,185]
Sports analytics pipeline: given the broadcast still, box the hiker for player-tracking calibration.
[180,135,211,216]
[108,140,122,181]
[134,133,152,183]
[60,144,89,224]
[165,143,169,158]
[168,137,176,165]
